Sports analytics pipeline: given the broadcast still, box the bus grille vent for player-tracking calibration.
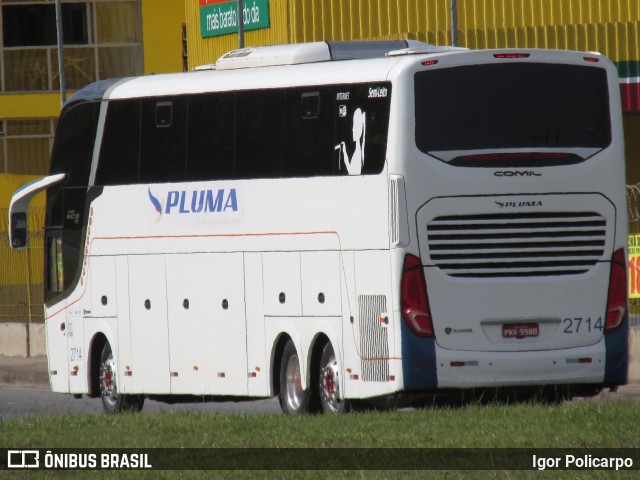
[427,212,606,278]
[358,295,390,382]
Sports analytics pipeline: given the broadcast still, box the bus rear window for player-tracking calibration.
[414,63,611,164]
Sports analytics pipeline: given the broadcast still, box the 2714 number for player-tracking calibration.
[562,317,603,334]
[70,347,83,362]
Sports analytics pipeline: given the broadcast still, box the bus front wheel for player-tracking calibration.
[279,340,311,415]
[99,342,144,414]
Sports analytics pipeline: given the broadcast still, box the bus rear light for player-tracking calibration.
[450,152,581,167]
[493,53,530,59]
[566,357,593,364]
[401,254,434,338]
[450,361,479,367]
[605,249,627,333]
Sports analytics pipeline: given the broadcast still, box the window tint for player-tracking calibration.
[334,84,390,175]
[96,99,140,185]
[95,82,390,184]
[235,89,285,179]
[186,92,235,181]
[50,101,99,186]
[415,63,611,155]
[283,87,336,177]
[140,97,187,183]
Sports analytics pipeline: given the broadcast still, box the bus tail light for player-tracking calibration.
[493,53,530,59]
[401,254,434,338]
[450,152,582,167]
[605,248,627,333]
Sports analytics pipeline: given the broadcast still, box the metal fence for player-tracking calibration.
[0,207,45,324]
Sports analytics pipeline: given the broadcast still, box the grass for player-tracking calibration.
[1,399,639,478]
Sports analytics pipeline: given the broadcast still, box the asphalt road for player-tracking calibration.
[2,383,639,419]
[0,387,282,419]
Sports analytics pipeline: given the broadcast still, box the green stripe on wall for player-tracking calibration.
[616,61,640,79]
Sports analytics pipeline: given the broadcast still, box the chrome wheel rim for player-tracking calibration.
[284,353,304,411]
[320,354,341,412]
[100,350,118,408]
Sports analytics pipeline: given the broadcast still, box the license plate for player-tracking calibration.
[502,323,539,338]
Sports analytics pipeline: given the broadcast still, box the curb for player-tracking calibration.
[0,357,50,389]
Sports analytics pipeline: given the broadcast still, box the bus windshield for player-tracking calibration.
[414,63,612,165]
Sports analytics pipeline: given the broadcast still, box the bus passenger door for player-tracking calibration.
[128,255,170,393]
[44,231,70,393]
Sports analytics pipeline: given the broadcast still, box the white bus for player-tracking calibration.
[9,40,629,414]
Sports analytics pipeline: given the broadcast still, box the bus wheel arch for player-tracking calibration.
[270,333,292,399]
[88,333,108,398]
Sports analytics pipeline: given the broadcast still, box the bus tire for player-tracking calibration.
[319,342,349,414]
[99,342,144,414]
[279,339,311,415]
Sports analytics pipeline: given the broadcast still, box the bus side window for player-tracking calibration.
[140,97,187,183]
[50,101,99,186]
[301,92,320,119]
[235,89,285,179]
[96,99,141,185]
[334,83,390,176]
[186,92,235,181]
[283,88,335,177]
[47,232,64,293]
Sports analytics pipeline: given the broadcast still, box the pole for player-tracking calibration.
[237,0,245,49]
[55,0,67,105]
[25,245,33,357]
[450,0,458,47]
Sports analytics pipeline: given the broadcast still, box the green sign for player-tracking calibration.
[199,0,270,38]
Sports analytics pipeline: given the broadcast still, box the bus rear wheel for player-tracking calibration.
[99,342,144,414]
[279,340,311,415]
[319,342,349,413]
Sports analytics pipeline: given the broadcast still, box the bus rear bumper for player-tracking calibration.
[434,343,607,388]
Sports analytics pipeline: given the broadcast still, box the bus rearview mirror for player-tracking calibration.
[10,212,28,249]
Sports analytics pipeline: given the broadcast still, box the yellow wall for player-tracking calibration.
[0,175,44,208]
[0,94,62,119]
[0,0,185,126]
[141,0,187,74]
[186,0,640,68]
[185,0,640,185]
[0,0,186,202]
[186,0,293,68]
